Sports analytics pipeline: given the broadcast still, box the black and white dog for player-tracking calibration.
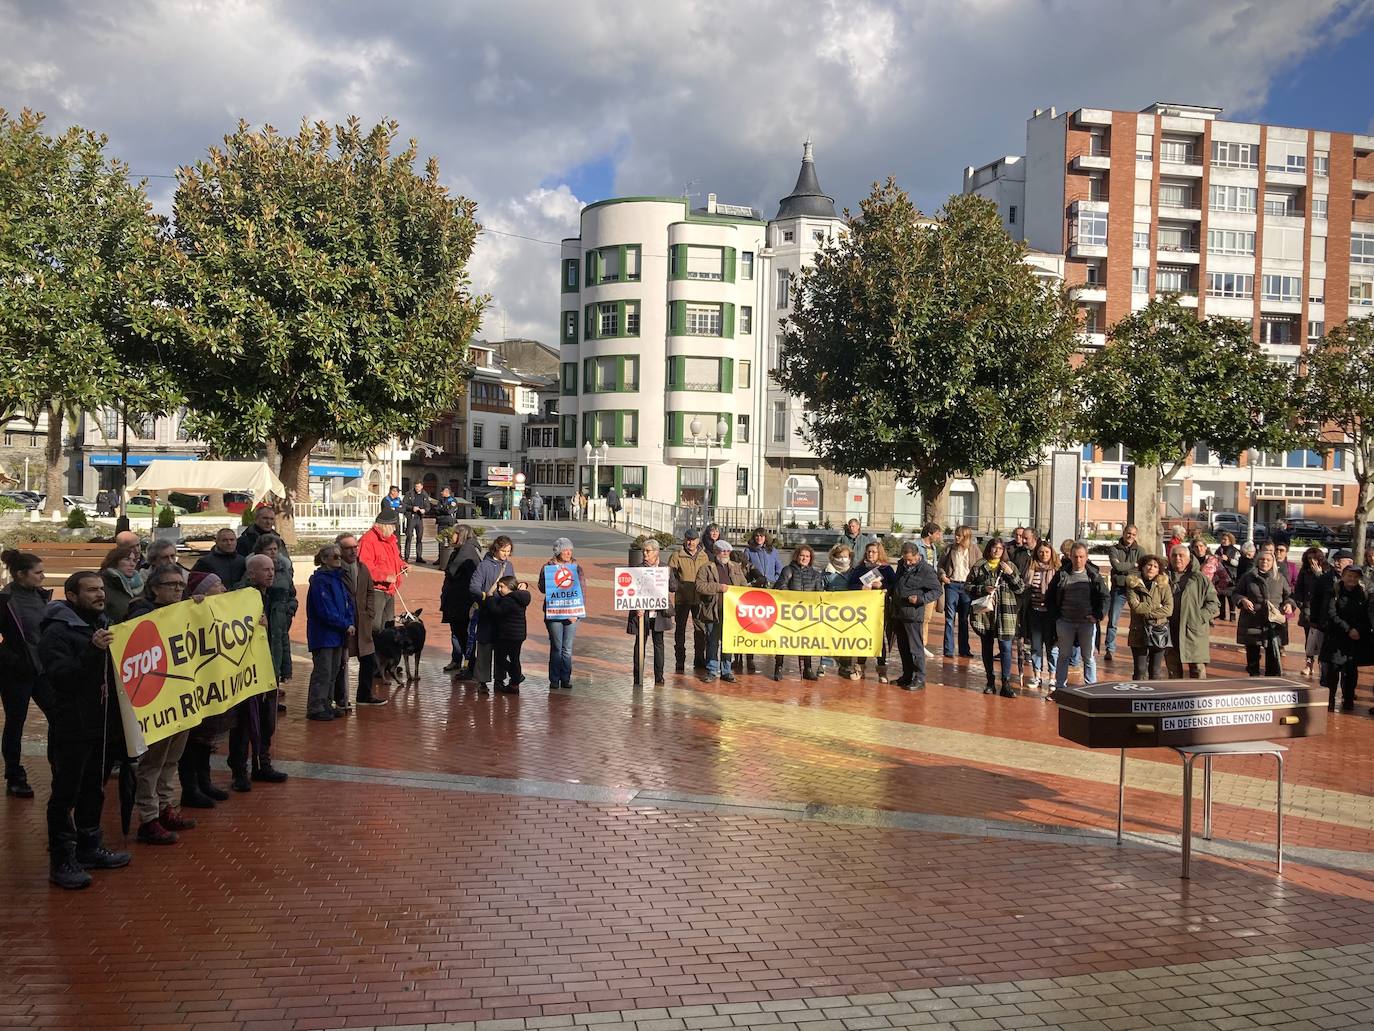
[374,608,427,684]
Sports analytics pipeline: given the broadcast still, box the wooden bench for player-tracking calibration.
[7,543,113,583]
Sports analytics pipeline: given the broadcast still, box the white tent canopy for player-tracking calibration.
[128,460,286,499]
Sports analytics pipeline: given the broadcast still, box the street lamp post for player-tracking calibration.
[689,416,730,518]
[582,440,608,516]
[1246,448,1257,547]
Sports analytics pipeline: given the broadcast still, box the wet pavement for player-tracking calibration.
[3,521,1372,1031]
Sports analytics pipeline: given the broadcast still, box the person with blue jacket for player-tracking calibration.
[305,544,356,722]
[745,528,783,584]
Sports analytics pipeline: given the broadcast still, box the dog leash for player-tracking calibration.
[394,588,415,619]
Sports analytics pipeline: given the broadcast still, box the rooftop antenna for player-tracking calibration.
[681,176,701,202]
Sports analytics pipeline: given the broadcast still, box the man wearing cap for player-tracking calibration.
[667,529,709,673]
[358,510,407,634]
[694,539,749,683]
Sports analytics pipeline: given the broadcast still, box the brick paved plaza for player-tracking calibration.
[3,524,1373,1031]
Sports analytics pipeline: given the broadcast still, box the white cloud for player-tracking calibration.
[0,0,1368,341]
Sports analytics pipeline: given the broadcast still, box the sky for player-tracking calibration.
[3,0,1372,343]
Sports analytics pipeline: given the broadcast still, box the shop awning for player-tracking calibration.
[128,460,286,499]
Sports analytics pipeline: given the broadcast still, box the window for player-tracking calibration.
[174,408,190,442]
[1132,267,1149,292]
[1073,210,1107,247]
[776,267,790,308]
[624,247,640,281]
[771,400,787,443]
[1160,138,1196,164]
[1100,445,1132,464]
[813,230,826,243]
[686,245,724,280]
[1087,175,1107,201]
[1158,181,1194,209]
[137,415,155,438]
[676,356,723,391]
[1133,224,1150,249]
[1266,147,1306,174]
[498,425,509,450]
[1259,318,1296,345]
[1313,197,1328,219]
[1261,275,1301,302]
[1352,279,1374,306]
[1285,449,1323,469]
[1080,444,1095,461]
[1309,279,1325,304]
[1156,265,1191,293]
[1157,224,1195,251]
[1081,479,1093,500]
[1308,320,1325,341]
[1263,190,1298,217]
[563,258,579,290]
[1101,479,1129,501]
[598,248,620,282]
[621,412,638,446]
[1353,234,1374,264]
[685,304,722,336]
[560,362,577,395]
[598,303,618,337]
[1263,224,1304,260]
[473,422,484,449]
[782,230,794,243]
[736,414,750,443]
[560,416,576,448]
[740,251,754,279]
[737,360,751,389]
[625,304,640,336]
[1206,272,1253,298]
[736,467,749,496]
[562,311,578,344]
[1207,229,1256,256]
[1211,140,1258,169]
[1334,486,1344,507]
[1084,261,1103,285]
[1136,133,1153,161]
[1209,184,1257,212]
[1313,152,1329,177]
[1088,129,1108,156]
[471,460,483,482]
[739,305,752,334]
[1009,204,1018,225]
[98,407,119,439]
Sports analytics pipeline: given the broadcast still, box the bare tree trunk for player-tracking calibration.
[275,436,318,548]
[43,402,66,518]
[1127,464,1163,555]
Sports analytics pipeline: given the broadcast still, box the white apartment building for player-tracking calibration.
[966,101,1374,530]
[557,191,768,506]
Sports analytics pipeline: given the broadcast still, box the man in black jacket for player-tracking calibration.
[891,542,941,690]
[36,571,132,889]
[193,527,247,586]
[403,484,433,564]
[236,506,277,557]
[1049,543,1109,691]
[440,525,484,675]
[1104,525,1141,662]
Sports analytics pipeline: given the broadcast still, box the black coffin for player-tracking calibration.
[1050,677,1327,749]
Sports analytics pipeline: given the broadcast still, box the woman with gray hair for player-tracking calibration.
[305,544,356,721]
[538,537,586,690]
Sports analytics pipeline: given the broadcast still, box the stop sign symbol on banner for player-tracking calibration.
[616,571,632,588]
[554,567,574,589]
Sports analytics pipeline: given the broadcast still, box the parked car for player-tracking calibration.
[1284,519,1335,544]
[1335,521,1374,546]
[1,491,41,511]
[224,491,254,514]
[63,495,98,513]
[168,492,212,512]
[125,496,188,517]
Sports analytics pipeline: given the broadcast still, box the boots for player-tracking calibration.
[801,658,819,682]
[160,806,197,831]
[179,747,216,809]
[75,827,131,870]
[252,757,288,784]
[999,677,1017,698]
[137,818,179,845]
[6,765,33,798]
[773,657,784,681]
[49,835,92,890]
[983,674,996,695]
[197,743,229,801]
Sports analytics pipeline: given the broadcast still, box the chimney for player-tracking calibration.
[706,192,717,213]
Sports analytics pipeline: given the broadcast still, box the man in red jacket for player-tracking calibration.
[358,510,407,634]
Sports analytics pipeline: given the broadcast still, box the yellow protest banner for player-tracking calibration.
[110,588,277,753]
[722,586,885,656]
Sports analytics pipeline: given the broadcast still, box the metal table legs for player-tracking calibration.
[1180,749,1286,879]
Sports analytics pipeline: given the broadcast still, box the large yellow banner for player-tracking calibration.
[722,586,885,656]
[110,588,277,753]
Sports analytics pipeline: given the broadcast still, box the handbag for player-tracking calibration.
[1145,621,1172,649]
[970,593,995,613]
[1266,601,1287,625]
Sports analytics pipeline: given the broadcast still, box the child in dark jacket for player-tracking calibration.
[483,576,531,695]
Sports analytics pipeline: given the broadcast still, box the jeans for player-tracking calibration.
[704,621,731,677]
[1,674,34,780]
[307,646,347,717]
[1025,610,1059,677]
[1055,620,1098,690]
[942,583,972,657]
[134,730,188,822]
[980,632,1014,683]
[1131,646,1166,680]
[450,631,465,665]
[1105,587,1128,654]
[546,619,577,686]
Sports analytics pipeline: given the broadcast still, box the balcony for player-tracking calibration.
[1159,154,1204,177]
[1074,108,1113,128]
[1070,284,1107,303]
[1354,178,1374,196]
[1158,202,1202,221]
[1071,152,1111,172]
[1156,243,1200,264]
[1078,331,1106,350]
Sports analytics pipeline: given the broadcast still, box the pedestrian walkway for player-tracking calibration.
[3,529,1372,1031]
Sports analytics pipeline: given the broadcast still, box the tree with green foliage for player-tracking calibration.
[1076,298,1303,548]
[774,183,1079,522]
[1300,318,1374,549]
[0,108,175,516]
[160,118,485,538]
